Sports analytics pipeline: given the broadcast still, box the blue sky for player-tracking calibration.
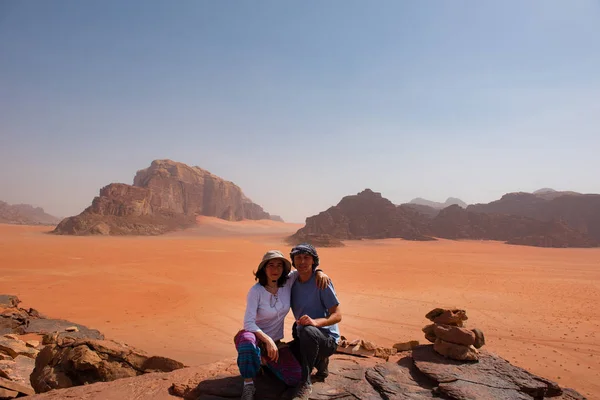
[1,1,599,222]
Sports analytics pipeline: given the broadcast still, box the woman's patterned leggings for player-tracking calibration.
[234,330,301,386]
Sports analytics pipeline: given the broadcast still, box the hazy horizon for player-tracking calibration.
[2,1,599,223]
[0,158,591,222]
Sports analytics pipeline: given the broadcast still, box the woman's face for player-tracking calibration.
[265,259,284,282]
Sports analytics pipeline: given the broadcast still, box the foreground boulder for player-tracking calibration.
[171,345,586,400]
[412,345,580,399]
[31,335,185,393]
[163,354,433,400]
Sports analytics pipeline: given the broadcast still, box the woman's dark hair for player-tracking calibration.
[254,263,289,288]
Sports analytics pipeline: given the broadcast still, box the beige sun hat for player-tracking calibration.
[257,250,291,275]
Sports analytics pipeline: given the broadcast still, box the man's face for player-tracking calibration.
[293,253,314,275]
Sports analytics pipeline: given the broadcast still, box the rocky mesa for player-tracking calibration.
[53,160,276,235]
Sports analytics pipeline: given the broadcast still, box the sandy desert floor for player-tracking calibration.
[1,221,599,398]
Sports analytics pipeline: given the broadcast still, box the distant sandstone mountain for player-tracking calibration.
[0,201,60,225]
[432,205,597,248]
[409,197,467,209]
[531,188,581,200]
[293,189,599,248]
[467,191,600,242]
[290,189,434,243]
[53,159,276,235]
[269,214,285,223]
[400,203,440,219]
[533,187,556,195]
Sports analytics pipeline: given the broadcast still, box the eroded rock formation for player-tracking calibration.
[168,346,585,399]
[22,348,588,399]
[53,160,276,235]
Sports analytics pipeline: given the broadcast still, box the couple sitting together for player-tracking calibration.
[234,243,342,400]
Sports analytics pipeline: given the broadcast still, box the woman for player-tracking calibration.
[234,250,330,400]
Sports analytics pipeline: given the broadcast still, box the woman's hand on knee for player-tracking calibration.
[265,337,279,363]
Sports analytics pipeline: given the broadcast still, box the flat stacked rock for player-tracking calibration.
[0,334,37,398]
[422,308,485,361]
[0,296,39,398]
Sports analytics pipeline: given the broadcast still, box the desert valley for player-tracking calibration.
[4,3,600,398]
[1,160,599,399]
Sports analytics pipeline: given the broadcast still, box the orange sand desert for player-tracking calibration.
[1,221,599,398]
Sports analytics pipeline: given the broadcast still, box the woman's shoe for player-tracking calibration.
[240,383,255,400]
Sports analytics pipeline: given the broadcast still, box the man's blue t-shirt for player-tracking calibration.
[291,272,341,343]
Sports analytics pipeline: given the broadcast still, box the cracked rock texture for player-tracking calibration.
[28,346,586,400]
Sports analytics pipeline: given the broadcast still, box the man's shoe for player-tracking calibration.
[240,383,255,400]
[292,382,312,400]
[315,357,329,379]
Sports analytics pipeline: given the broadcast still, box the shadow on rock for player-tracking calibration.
[171,370,294,400]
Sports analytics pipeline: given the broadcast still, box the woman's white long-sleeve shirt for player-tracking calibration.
[243,271,298,341]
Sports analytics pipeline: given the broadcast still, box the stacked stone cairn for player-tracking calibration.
[422,308,485,361]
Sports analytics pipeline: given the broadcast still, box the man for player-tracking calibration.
[289,243,342,400]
